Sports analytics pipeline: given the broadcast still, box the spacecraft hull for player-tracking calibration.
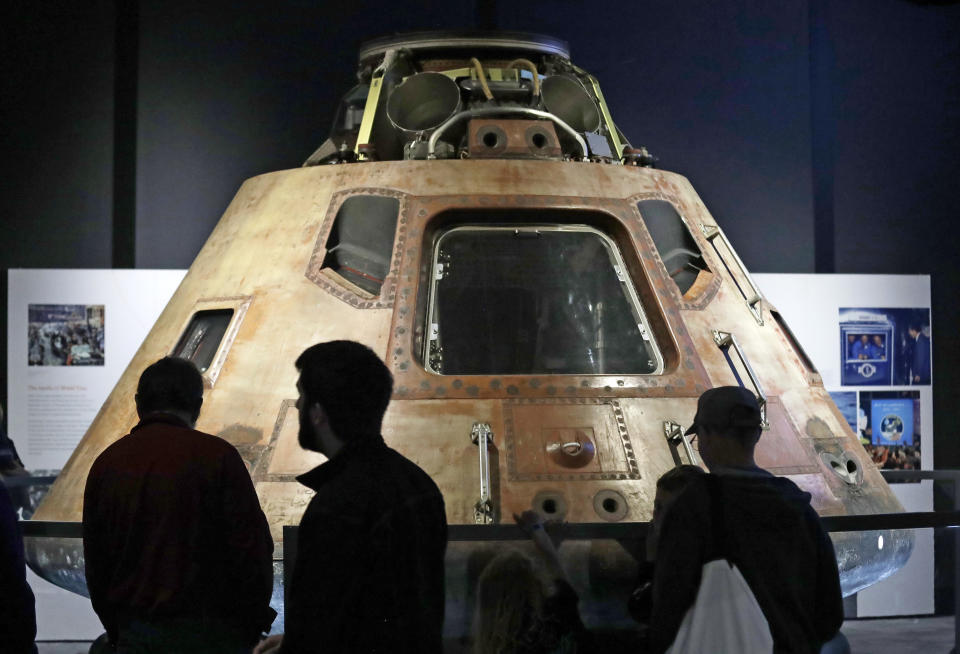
[29,160,909,605]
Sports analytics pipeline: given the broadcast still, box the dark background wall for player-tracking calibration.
[2,0,958,463]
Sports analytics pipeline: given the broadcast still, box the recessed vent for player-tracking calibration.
[593,489,628,521]
[532,491,568,521]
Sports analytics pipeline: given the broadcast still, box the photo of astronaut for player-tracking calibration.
[28,304,105,366]
[839,307,931,386]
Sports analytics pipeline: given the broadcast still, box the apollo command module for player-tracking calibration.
[27,31,911,631]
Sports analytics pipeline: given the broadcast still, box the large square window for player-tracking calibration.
[424,225,661,375]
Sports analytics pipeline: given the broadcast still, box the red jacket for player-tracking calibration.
[83,413,274,642]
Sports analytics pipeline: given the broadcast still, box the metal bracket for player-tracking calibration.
[712,330,770,430]
[471,422,495,524]
[354,74,385,159]
[700,223,764,326]
[663,420,699,466]
[428,107,588,160]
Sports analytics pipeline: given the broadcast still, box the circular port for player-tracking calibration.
[532,132,547,149]
[593,489,628,522]
[532,491,567,521]
[819,451,863,486]
[482,130,499,148]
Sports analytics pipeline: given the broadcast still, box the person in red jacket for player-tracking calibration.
[83,357,275,653]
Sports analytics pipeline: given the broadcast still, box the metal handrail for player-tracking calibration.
[20,510,960,540]
[712,329,770,429]
[700,222,765,325]
[471,422,494,524]
[663,420,699,467]
[0,475,57,487]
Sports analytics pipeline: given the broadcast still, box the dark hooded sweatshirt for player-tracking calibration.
[649,469,843,654]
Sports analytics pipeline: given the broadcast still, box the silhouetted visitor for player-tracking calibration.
[0,402,27,474]
[0,402,30,516]
[628,464,706,627]
[0,479,37,654]
[254,341,447,654]
[649,386,843,653]
[83,357,275,653]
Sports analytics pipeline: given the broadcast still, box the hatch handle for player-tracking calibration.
[664,420,700,466]
[471,422,495,524]
[561,441,583,455]
[700,223,765,326]
[712,330,770,430]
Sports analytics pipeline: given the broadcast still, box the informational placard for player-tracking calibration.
[8,269,186,641]
[754,273,933,617]
[7,269,186,471]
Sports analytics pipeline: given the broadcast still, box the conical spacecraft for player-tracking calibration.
[29,31,910,618]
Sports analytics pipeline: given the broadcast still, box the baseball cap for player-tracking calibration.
[684,386,762,435]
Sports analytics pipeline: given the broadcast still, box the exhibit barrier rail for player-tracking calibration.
[10,469,960,652]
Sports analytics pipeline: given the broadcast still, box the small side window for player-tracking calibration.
[322,195,400,294]
[637,200,709,295]
[172,309,233,373]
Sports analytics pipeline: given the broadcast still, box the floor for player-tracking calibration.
[841,616,955,653]
[35,616,958,653]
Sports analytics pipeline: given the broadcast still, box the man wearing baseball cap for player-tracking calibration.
[648,386,844,653]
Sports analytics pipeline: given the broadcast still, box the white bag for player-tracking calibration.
[665,557,774,654]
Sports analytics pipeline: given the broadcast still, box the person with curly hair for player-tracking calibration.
[473,511,592,654]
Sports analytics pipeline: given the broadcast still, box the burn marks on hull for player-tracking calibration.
[253,399,327,483]
[217,423,267,472]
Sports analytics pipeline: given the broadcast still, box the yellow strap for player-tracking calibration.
[354,76,384,159]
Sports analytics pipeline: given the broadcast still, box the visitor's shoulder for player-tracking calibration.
[749,474,816,514]
[161,424,242,459]
[385,446,445,495]
[667,475,714,517]
[114,422,241,461]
